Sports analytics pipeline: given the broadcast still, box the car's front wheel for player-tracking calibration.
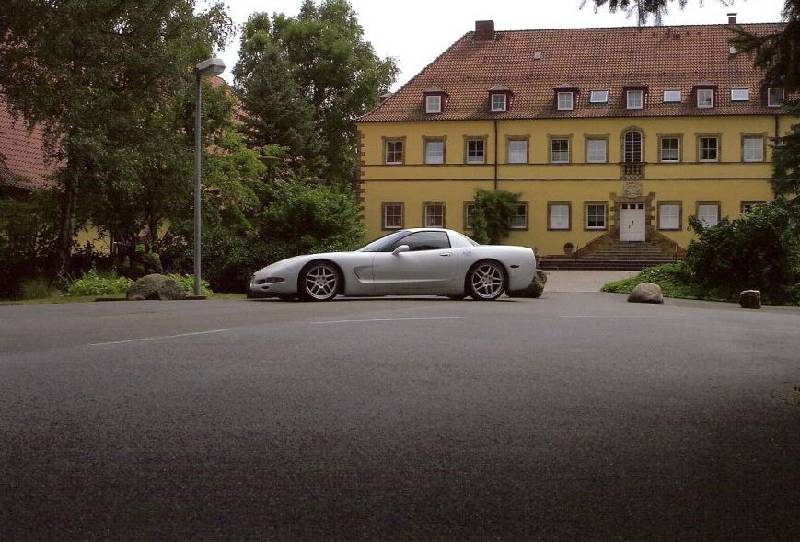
[300,262,341,302]
[467,261,506,301]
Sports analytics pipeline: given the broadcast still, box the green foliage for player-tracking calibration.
[601,262,704,298]
[167,274,213,296]
[685,198,800,302]
[0,191,60,297]
[587,0,688,26]
[262,180,365,255]
[19,278,54,300]
[234,0,398,184]
[468,189,522,245]
[66,270,134,296]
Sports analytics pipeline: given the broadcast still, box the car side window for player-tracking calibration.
[391,231,450,251]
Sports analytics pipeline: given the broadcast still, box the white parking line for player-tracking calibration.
[89,329,230,346]
[311,317,465,325]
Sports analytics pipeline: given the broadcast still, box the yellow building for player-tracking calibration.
[356,18,796,265]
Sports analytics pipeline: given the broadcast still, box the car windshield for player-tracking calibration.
[358,230,410,252]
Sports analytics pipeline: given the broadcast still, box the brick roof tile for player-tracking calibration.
[0,95,59,190]
[360,23,787,122]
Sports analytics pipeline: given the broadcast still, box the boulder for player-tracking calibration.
[127,274,186,301]
[627,282,664,304]
[507,269,548,299]
[739,290,761,309]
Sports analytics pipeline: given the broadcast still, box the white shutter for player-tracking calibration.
[698,204,719,227]
[743,137,763,162]
[658,204,680,230]
[507,140,528,164]
[586,139,607,163]
[549,204,570,230]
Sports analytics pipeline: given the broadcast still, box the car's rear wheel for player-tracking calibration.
[467,261,506,301]
[300,262,341,302]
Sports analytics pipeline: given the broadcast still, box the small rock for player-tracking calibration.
[628,282,664,304]
[127,274,186,301]
[739,290,761,309]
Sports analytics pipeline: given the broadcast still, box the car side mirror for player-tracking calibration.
[392,245,410,255]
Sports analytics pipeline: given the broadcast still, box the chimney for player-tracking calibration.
[475,20,495,41]
[727,13,737,25]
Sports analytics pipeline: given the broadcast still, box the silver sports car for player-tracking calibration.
[248,228,536,301]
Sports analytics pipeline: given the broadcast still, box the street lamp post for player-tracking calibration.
[193,57,226,296]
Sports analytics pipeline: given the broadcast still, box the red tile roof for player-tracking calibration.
[0,95,59,190]
[360,22,787,122]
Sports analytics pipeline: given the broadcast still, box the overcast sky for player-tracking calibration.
[215,0,786,90]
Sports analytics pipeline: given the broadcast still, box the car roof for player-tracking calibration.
[405,227,454,233]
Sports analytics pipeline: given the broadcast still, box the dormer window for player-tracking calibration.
[663,90,682,103]
[697,88,715,108]
[589,90,609,104]
[731,88,749,102]
[422,87,447,114]
[557,92,574,111]
[626,90,644,110]
[768,87,784,107]
[491,93,507,112]
[425,95,442,113]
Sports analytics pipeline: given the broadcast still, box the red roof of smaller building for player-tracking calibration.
[360,22,787,122]
[0,95,59,190]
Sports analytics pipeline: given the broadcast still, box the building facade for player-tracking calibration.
[356,18,796,258]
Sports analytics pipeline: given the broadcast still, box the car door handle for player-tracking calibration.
[439,253,451,257]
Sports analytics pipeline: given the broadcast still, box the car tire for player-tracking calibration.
[466,261,506,301]
[299,262,341,302]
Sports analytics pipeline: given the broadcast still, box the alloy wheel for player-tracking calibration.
[304,264,339,301]
[470,263,505,300]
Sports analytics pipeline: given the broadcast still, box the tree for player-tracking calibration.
[235,0,398,185]
[233,13,325,180]
[468,189,521,245]
[0,0,233,277]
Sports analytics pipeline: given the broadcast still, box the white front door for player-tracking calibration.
[620,203,646,242]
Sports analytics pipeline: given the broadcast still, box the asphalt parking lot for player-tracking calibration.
[1,292,799,540]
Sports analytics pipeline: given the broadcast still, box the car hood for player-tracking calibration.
[256,251,355,274]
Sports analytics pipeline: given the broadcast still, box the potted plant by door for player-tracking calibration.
[563,242,575,257]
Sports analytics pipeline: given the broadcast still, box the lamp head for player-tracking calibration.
[195,57,226,76]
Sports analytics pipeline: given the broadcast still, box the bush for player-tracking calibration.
[601,262,705,299]
[684,198,800,302]
[467,189,521,245]
[66,269,133,296]
[167,274,213,296]
[19,278,54,300]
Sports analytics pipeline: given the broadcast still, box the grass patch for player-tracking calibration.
[601,262,726,301]
[19,278,54,300]
[66,270,133,296]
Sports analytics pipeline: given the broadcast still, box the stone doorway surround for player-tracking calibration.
[609,190,656,242]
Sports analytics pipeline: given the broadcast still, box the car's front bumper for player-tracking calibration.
[248,274,296,298]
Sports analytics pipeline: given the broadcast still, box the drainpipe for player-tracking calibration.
[493,119,498,190]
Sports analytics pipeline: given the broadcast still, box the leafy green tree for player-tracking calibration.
[0,0,232,276]
[233,13,325,179]
[235,0,398,185]
[468,189,521,245]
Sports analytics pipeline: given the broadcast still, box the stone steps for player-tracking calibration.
[539,258,674,271]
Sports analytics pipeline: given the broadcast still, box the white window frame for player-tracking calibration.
[589,90,609,104]
[699,136,719,162]
[663,90,682,103]
[660,137,680,163]
[466,138,485,164]
[557,92,574,111]
[697,88,714,109]
[550,138,570,164]
[382,203,403,230]
[491,93,507,112]
[385,140,403,165]
[742,136,764,163]
[731,88,750,102]
[425,95,442,114]
[586,138,608,163]
[509,203,528,230]
[464,203,476,230]
[658,203,681,230]
[768,87,784,107]
[697,203,720,227]
[626,90,644,110]
[423,202,445,228]
[548,203,570,231]
[424,139,445,165]
[585,203,608,230]
[507,139,528,164]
